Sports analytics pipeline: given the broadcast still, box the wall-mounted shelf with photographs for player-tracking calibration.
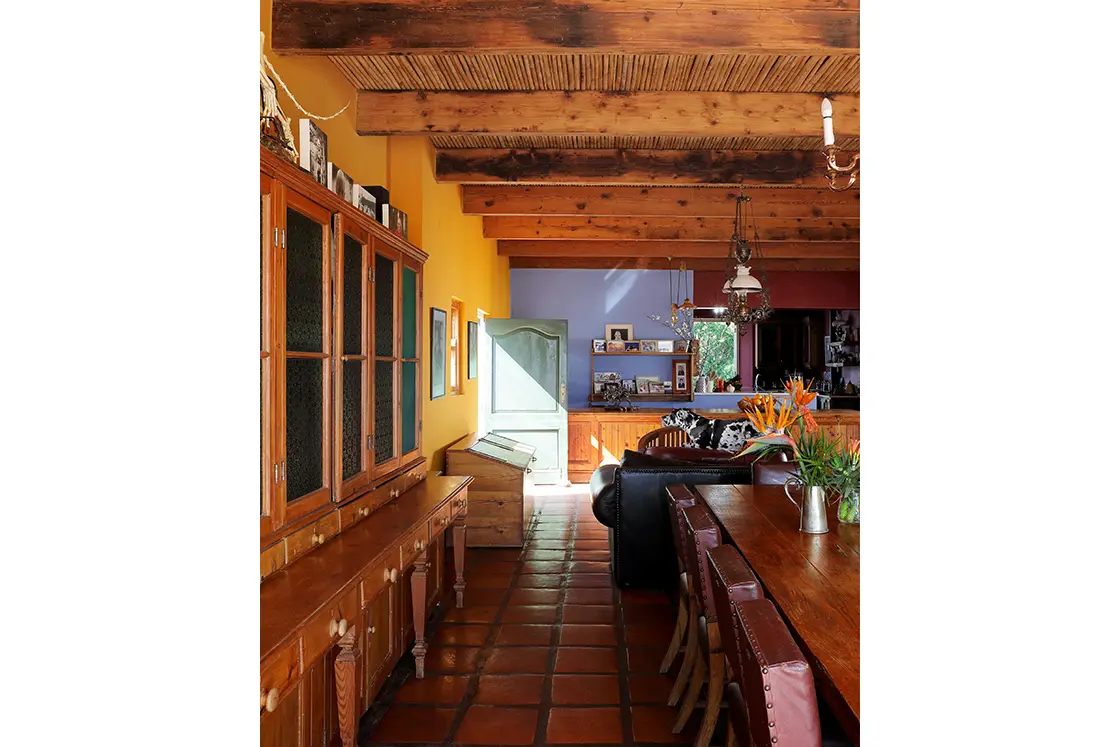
[589,393,693,403]
[591,351,695,356]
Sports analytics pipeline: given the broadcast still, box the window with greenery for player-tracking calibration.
[694,320,738,381]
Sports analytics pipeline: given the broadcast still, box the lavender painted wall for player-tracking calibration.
[510,269,696,407]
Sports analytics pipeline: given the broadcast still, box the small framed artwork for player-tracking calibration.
[594,371,621,383]
[640,340,658,353]
[636,375,659,394]
[673,339,690,353]
[672,359,690,393]
[329,163,355,204]
[467,321,478,379]
[624,341,640,353]
[355,186,379,220]
[605,324,633,343]
[298,119,328,186]
[622,379,636,393]
[430,308,447,400]
[649,382,665,394]
[606,340,625,353]
[657,340,674,353]
[592,339,607,353]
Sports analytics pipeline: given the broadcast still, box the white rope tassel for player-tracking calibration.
[260,33,351,121]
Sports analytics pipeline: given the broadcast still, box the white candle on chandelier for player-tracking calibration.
[821,98,835,147]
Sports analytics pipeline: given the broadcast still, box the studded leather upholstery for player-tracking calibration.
[705,545,763,681]
[682,503,722,621]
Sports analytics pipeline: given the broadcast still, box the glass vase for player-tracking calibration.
[837,490,860,525]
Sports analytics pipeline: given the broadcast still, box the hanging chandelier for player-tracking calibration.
[821,97,860,191]
[648,257,695,339]
[719,194,772,334]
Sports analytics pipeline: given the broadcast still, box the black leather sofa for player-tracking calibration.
[590,450,756,589]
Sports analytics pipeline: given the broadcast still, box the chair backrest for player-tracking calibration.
[638,425,689,450]
[682,503,722,620]
[665,484,697,564]
[728,598,822,747]
[753,460,800,486]
[706,545,763,679]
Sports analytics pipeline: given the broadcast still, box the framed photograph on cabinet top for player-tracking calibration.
[354,186,379,220]
[605,324,633,342]
[298,119,328,186]
[431,307,447,400]
[639,340,658,353]
[329,162,354,203]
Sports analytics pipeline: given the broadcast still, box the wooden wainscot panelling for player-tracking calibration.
[567,413,601,483]
[463,186,860,219]
[356,91,858,138]
[435,149,828,186]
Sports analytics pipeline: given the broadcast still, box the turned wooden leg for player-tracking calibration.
[660,595,689,674]
[333,627,359,747]
[669,596,699,706]
[674,645,707,733]
[452,514,467,608]
[726,717,736,747]
[411,546,430,678]
[694,649,725,747]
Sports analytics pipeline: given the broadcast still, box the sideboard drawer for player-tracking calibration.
[260,541,286,581]
[451,492,469,519]
[260,637,301,713]
[287,513,341,563]
[360,555,398,606]
[378,462,427,503]
[429,503,452,538]
[340,491,379,531]
[399,523,430,570]
[302,586,360,665]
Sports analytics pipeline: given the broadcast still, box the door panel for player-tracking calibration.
[485,319,568,484]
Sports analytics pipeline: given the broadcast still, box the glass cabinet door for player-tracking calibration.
[278,189,333,523]
[371,244,400,480]
[400,259,422,461]
[336,217,373,500]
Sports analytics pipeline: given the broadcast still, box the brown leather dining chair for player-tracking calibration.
[673,502,727,746]
[663,485,699,689]
[725,597,824,747]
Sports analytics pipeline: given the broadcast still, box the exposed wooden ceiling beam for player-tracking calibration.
[498,241,859,259]
[436,149,828,185]
[510,256,859,271]
[483,216,858,242]
[463,185,859,218]
[272,1,860,56]
[356,92,858,138]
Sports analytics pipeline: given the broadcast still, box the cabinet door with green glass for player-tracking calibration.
[334,216,374,500]
[399,256,422,464]
[370,243,402,482]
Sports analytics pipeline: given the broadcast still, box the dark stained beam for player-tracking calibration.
[483,216,858,242]
[497,241,859,259]
[510,256,859,271]
[356,91,858,138]
[463,185,859,218]
[272,0,860,56]
[435,149,829,186]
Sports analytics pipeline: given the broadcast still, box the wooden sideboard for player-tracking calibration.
[261,473,472,747]
[567,407,860,482]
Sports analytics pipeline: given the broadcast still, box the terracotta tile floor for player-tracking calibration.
[360,484,705,746]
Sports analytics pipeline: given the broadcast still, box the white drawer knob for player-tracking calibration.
[368,626,376,634]
[414,539,421,550]
[360,507,369,518]
[265,688,279,713]
[338,618,348,636]
[420,540,426,551]
[390,568,398,583]
[383,568,391,583]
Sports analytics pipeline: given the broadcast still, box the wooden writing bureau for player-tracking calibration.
[260,469,472,747]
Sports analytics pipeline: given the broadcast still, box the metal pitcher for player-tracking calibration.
[783,479,830,534]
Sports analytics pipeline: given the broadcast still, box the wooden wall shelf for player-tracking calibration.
[592,351,696,356]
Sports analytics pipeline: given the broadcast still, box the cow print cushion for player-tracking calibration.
[661,408,761,454]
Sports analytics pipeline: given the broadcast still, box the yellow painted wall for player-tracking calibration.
[261,4,510,470]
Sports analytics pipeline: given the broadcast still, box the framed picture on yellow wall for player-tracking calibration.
[467,321,478,380]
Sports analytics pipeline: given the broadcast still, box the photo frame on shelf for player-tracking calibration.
[298,119,328,187]
[467,321,478,379]
[592,339,607,353]
[354,186,379,220]
[673,339,691,353]
[636,375,659,394]
[672,359,690,393]
[594,371,621,383]
[649,382,665,394]
[657,340,674,353]
[605,324,633,342]
[639,340,658,353]
[606,340,625,353]
[329,163,354,203]
[622,379,636,393]
[430,308,447,400]
[624,341,640,353]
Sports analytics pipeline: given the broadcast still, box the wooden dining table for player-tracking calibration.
[694,483,860,745]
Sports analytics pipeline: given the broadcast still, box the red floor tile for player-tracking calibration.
[431,624,490,647]
[559,624,619,647]
[631,705,697,743]
[464,573,516,589]
[470,560,519,575]
[624,604,678,628]
[527,539,568,550]
[423,646,482,674]
[625,623,674,646]
[571,550,611,562]
[482,646,552,673]
[496,624,554,646]
[574,540,610,550]
[569,560,611,574]
[533,530,572,540]
[455,705,539,745]
[508,588,563,606]
[562,604,617,624]
[546,707,623,743]
[502,605,560,624]
[520,560,566,574]
[518,573,564,588]
[393,674,470,704]
[554,647,619,674]
[443,605,500,624]
[567,574,614,588]
[628,674,675,704]
[551,674,621,705]
[565,588,615,605]
[471,548,522,562]
[627,645,671,674]
[523,549,568,561]
[475,674,546,705]
[459,588,508,607]
[621,588,671,605]
[368,705,456,743]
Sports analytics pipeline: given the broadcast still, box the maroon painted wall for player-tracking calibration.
[692,272,860,387]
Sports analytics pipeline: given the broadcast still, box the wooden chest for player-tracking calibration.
[446,432,537,548]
